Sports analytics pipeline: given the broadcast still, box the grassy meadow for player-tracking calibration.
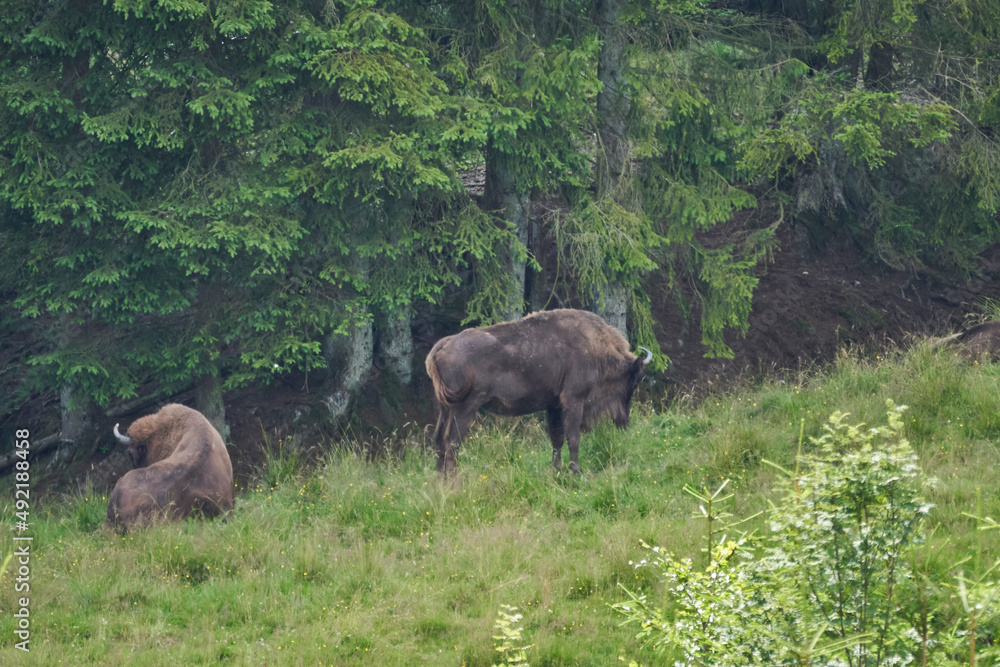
[3,343,1000,665]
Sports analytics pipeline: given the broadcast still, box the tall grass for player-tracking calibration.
[2,345,999,664]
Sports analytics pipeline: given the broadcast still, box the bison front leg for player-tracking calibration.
[561,400,585,475]
[546,407,565,471]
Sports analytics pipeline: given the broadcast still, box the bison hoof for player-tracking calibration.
[569,462,581,475]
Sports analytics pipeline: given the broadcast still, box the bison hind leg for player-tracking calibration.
[432,409,452,474]
[435,403,476,476]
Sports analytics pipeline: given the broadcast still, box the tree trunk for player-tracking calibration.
[594,283,629,334]
[53,5,97,466]
[596,0,629,198]
[864,41,894,92]
[55,313,99,468]
[846,47,864,87]
[323,316,374,420]
[324,251,374,420]
[195,372,230,442]
[484,146,530,322]
[59,385,91,445]
[526,216,550,313]
[594,0,630,336]
[379,198,415,384]
[57,383,90,468]
[381,309,413,386]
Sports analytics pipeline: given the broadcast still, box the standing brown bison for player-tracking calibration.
[425,309,652,475]
[107,404,234,529]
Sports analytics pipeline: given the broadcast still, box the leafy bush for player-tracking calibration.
[616,400,934,666]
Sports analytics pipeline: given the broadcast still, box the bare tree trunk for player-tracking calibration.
[594,0,630,335]
[195,372,230,442]
[59,385,91,445]
[379,199,415,384]
[526,215,549,313]
[484,146,529,322]
[324,316,373,420]
[186,280,231,440]
[595,283,629,333]
[55,313,99,468]
[56,384,89,468]
[865,41,894,92]
[845,47,864,87]
[324,251,374,420]
[345,319,374,393]
[381,309,413,386]
[596,0,628,198]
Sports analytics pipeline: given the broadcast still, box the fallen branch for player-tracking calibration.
[0,433,61,475]
[1,383,196,477]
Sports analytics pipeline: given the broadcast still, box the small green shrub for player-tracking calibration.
[492,605,532,666]
[616,401,934,666]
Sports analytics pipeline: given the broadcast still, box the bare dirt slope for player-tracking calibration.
[653,221,1000,390]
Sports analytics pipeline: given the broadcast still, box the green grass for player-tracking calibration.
[3,344,1000,665]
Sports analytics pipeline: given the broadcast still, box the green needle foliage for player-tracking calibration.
[0,0,502,404]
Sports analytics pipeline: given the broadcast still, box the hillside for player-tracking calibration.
[4,343,999,665]
[655,218,1000,389]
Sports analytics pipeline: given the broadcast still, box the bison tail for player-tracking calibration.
[425,353,475,407]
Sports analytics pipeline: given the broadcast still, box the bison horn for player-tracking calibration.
[113,423,132,445]
[637,346,653,365]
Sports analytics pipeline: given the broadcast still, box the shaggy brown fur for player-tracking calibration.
[425,309,651,476]
[106,404,234,529]
[928,321,1000,361]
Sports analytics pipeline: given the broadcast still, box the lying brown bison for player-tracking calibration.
[425,309,652,475]
[928,321,1000,361]
[107,404,234,529]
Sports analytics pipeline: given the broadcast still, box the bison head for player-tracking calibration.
[114,423,147,469]
[617,346,653,426]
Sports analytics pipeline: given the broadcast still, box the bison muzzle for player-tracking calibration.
[107,403,234,529]
[425,309,652,475]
